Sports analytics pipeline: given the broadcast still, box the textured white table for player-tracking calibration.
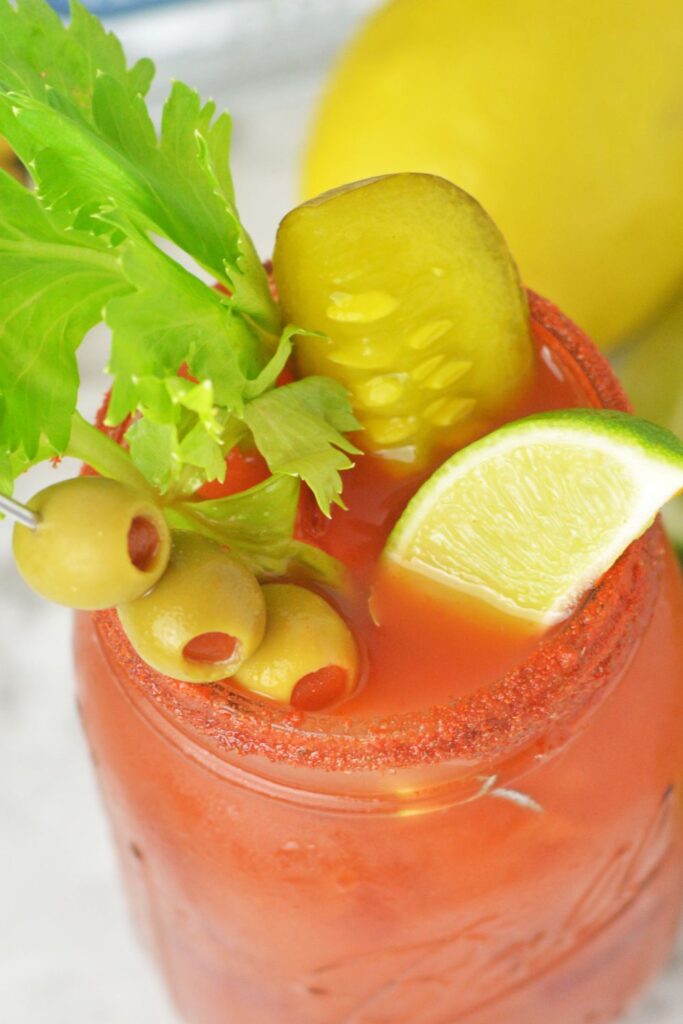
[1,2,682,1021]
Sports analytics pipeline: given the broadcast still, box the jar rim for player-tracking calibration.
[92,292,664,775]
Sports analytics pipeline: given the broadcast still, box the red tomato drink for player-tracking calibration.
[74,294,683,1023]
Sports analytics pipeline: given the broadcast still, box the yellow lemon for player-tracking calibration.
[303,0,683,348]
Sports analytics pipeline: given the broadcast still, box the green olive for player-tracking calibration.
[235,583,358,709]
[117,531,266,683]
[12,477,171,610]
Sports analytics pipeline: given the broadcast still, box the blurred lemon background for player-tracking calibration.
[302,0,683,549]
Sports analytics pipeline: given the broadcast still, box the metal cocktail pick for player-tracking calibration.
[0,493,39,530]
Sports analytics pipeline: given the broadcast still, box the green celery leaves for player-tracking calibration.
[0,0,358,575]
[0,0,274,326]
[0,173,128,460]
[243,378,360,516]
[169,475,345,584]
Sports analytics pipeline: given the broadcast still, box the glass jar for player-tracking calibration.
[75,294,683,1024]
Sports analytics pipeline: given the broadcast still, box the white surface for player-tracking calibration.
[1,1,682,1021]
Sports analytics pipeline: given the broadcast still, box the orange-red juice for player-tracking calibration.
[75,293,683,1023]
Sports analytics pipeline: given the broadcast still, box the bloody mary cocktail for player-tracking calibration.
[3,10,682,1024]
[74,294,683,1024]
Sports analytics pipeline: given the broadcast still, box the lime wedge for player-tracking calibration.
[384,410,683,625]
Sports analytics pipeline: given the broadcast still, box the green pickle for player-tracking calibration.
[12,477,171,610]
[274,173,533,464]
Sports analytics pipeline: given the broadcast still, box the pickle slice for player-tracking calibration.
[274,173,534,465]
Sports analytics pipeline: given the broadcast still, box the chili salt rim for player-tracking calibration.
[92,292,664,773]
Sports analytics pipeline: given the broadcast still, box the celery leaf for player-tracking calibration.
[242,378,360,515]
[0,172,128,462]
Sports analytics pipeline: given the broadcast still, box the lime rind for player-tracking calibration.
[385,410,683,625]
